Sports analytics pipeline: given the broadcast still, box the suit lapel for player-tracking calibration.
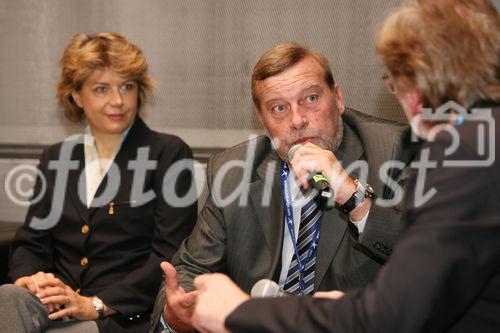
[335,123,364,174]
[65,137,90,224]
[87,117,147,218]
[248,149,284,278]
[314,205,347,289]
[314,123,363,289]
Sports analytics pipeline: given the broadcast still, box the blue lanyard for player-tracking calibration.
[280,161,321,294]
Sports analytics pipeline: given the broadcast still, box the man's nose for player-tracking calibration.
[290,105,308,130]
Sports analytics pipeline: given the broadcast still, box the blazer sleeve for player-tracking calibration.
[346,204,405,261]
[9,148,55,281]
[97,137,198,315]
[171,153,228,291]
[346,128,416,262]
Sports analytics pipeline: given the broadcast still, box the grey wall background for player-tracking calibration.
[0,0,408,148]
[1,0,411,222]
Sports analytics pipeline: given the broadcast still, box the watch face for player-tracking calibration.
[93,297,105,319]
[365,184,375,198]
[354,188,365,203]
[93,297,104,310]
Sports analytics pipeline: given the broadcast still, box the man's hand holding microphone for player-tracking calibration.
[287,142,373,221]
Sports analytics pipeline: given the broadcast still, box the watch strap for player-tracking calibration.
[340,179,375,214]
[92,296,105,319]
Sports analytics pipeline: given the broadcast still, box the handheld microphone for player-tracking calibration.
[250,279,290,298]
[288,144,333,199]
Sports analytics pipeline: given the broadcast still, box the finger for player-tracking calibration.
[290,157,308,180]
[36,286,66,299]
[47,303,56,313]
[193,273,224,291]
[14,277,29,289]
[300,142,322,154]
[178,290,201,308]
[31,272,51,293]
[48,307,71,321]
[193,274,209,291]
[298,170,311,189]
[40,295,68,307]
[32,271,44,278]
[293,160,320,189]
[292,143,324,160]
[294,144,338,169]
[313,290,345,299]
[26,279,40,294]
[161,261,180,294]
[33,271,49,281]
[37,276,64,288]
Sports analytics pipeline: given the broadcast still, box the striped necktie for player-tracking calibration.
[283,195,323,295]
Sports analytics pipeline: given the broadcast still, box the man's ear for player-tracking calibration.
[406,88,423,117]
[71,91,83,108]
[331,84,346,114]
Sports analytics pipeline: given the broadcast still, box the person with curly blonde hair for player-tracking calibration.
[1,32,197,333]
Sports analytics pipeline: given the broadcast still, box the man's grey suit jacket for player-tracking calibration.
[149,108,415,331]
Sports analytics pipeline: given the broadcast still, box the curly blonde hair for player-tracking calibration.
[57,32,154,122]
[376,0,500,108]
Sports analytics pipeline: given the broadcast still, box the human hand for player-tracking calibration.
[313,290,345,299]
[192,273,250,333]
[15,271,59,313]
[161,261,200,332]
[35,277,98,321]
[15,271,55,294]
[289,142,356,204]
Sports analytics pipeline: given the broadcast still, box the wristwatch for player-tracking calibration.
[340,179,376,214]
[92,296,105,319]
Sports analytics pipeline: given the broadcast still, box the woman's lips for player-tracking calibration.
[107,114,125,121]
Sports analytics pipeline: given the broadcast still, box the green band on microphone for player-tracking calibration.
[312,174,328,183]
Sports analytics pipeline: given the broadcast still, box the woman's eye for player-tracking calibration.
[121,82,135,91]
[95,86,107,94]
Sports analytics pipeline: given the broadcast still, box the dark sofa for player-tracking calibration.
[0,222,19,284]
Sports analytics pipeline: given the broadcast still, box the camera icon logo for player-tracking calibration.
[412,101,495,167]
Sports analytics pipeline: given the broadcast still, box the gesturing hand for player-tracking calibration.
[161,261,200,332]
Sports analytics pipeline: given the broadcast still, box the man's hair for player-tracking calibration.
[57,32,154,122]
[251,42,335,110]
[376,0,500,108]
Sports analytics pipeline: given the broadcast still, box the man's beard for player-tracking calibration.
[268,114,344,162]
[318,117,343,152]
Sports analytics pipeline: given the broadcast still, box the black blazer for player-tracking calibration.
[226,103,500,333]
[9,117,197,332]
